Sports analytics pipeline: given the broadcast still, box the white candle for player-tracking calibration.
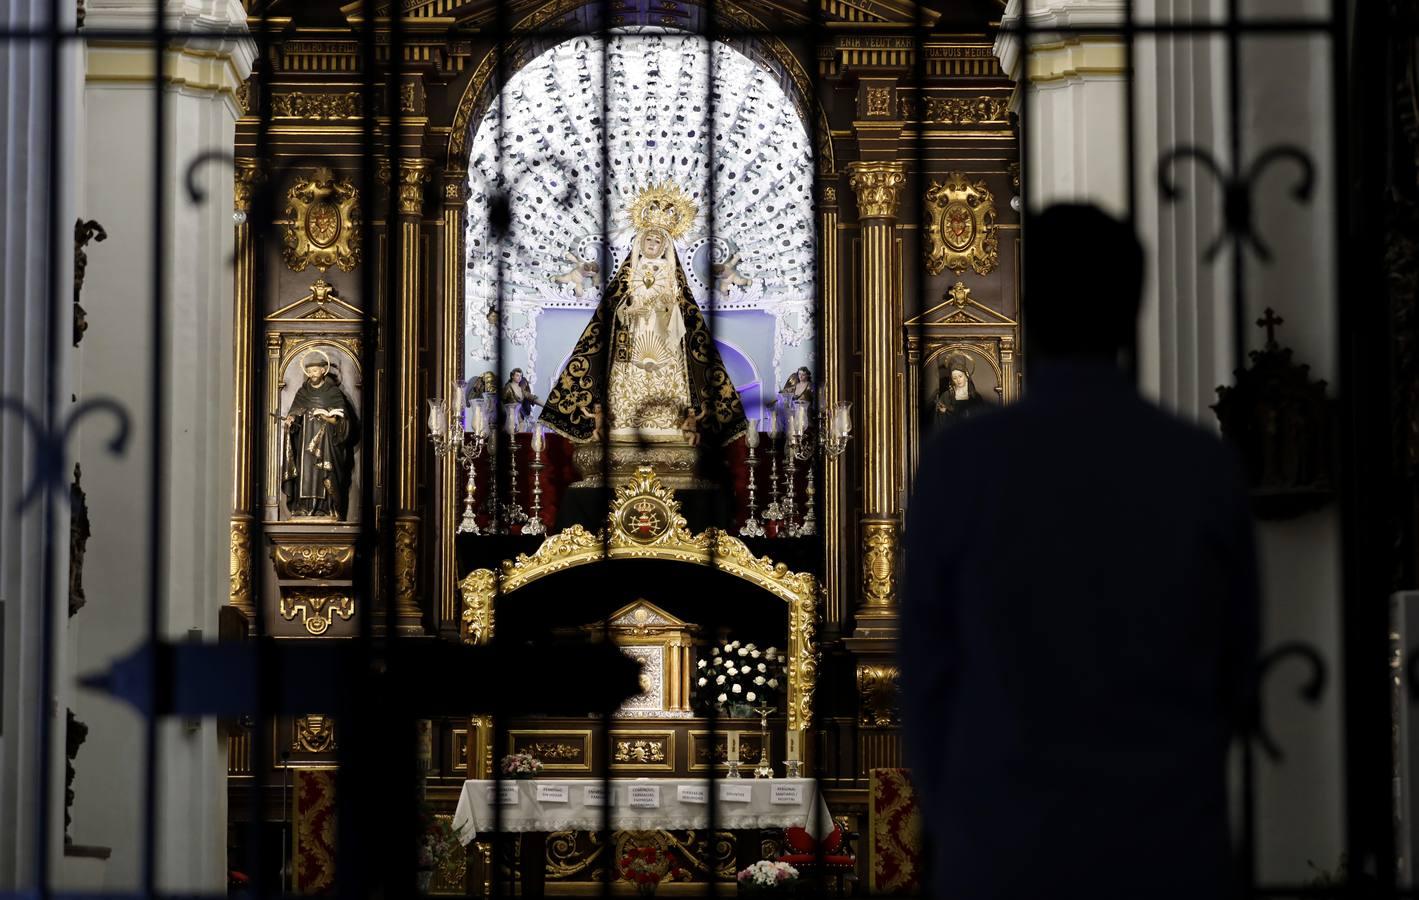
[768,408,779,438]
[833,402,851,438]
[531,425,545,452]
[452,379,467,415]
[727,731,740,762]
[745,419,759,449]
[427,399,447,436]
[471,401,485,436]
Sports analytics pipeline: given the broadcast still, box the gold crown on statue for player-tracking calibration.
[628,181,698,240]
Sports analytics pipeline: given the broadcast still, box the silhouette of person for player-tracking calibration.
[902,204,1259,900]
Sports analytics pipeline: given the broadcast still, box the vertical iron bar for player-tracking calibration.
[34,0,63,894]
[248,3,275,896]
[141,0,169,892]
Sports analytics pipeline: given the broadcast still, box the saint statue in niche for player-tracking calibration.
[780,366,815,407]
[539,182,746,445]
[281,349,359,519]
[930,354,989,430]
[501,368,540,430]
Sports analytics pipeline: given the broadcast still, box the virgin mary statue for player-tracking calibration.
[540,182,747,445]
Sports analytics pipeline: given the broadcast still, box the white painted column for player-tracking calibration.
[0,0,81,890]
[65,0,252,892]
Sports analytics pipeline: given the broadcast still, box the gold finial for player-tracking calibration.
[628,181,698,240]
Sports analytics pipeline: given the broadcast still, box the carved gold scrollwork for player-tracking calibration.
[547,830,605,878]
[865,86,892,117]
[925,172,999,276]
[272,544,354,580]
[279,590,354,636]
[271,91,360,119]
[393,517,418,616]
[861,521,898,608]
[526,742,580,760]
[857,664,902,728]
[613,740,667,764]
[292,714,337,753]
[282,166,360,273]
[847,161,906,221]
[230,519,253,613]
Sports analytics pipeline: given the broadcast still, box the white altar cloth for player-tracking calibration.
[452,778,832,843]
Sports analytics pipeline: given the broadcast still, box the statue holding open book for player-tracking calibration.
[281,349,360,519]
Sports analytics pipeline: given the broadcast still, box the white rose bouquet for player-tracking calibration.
[694,639,788,715]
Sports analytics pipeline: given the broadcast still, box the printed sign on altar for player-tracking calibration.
[536,783,570,804]
[485,782,521,806]
[677,784,708,804]
[719,782,753,803]
[628,784,662,809]
[770,783,804,805]
[584,785,613,807]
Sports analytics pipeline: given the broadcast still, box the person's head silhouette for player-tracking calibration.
[1024,204,1143,361]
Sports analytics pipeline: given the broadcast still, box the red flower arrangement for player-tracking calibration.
[618,845,689,895]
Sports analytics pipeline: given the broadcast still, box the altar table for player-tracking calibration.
[452,777,833,841]
[453,778,833,894]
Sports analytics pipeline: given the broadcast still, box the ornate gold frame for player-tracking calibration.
[460,468,818,766]
[924,172,999,277]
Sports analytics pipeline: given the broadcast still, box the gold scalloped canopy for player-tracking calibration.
[460,468,818,738]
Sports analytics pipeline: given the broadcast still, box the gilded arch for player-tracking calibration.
[459,468,818,757]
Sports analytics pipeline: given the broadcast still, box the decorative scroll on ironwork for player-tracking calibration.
[0,396,129,513]
[1158,145,1315,263]
[1252,642,1328,762]
[1212,308,1335,518]
[69,464,90,618]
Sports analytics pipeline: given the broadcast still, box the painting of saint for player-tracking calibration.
[281,349,360,519]
[929,353,992,430]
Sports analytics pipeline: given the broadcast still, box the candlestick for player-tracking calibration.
[740,423,765,538]
[780,437,799,537]
[523,426,547,536]
[762,436,782,527]
[798,462,816,537]
[503,424,527,527]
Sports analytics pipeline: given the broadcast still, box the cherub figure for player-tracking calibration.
[711,252,752,293]
[551,252,602,298]
[679,405,708,447]
[590,401,606,442]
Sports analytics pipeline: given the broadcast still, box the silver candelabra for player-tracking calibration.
[428,383,492,535]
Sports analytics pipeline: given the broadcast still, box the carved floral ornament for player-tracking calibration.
[925,172,999,277]
[460,467,818,733]
[282,166,361,273]
[379,159,431,218]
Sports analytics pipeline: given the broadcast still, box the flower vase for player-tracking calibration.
[415,869,434,893]
[729,701,754,719]
[636,882,659,897]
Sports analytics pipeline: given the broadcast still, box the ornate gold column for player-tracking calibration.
[392,158,430,634]
[819,183,845,629]
[229,158,260,617]
[439,171,466,633]
[847,160,906,639]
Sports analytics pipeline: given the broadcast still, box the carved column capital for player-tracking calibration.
[378,158,432,217]
[847,160,906,221]
[443,169,469,207]
[234,157,263,213]
[857,663,901,728]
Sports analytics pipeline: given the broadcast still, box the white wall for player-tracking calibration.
[60,0,251,891]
